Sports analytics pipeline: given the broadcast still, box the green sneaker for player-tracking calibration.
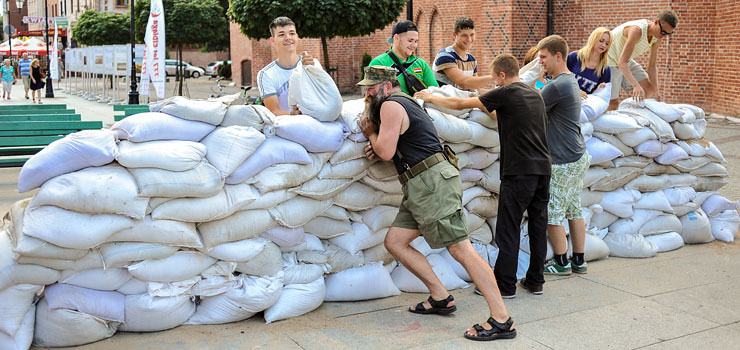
[544,260,572,276]
[571,260,587,274]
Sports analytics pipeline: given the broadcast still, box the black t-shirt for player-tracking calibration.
[478,82,551,176]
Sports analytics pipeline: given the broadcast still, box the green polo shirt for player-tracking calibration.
[369,50,438,94]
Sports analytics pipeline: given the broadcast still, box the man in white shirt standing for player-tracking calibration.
[257,16,318,115]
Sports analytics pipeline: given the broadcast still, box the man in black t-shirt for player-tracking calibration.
[415,54,552,298]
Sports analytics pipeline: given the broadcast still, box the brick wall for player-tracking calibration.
[231,0,738,116]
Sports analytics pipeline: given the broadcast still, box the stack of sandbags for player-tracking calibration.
[579,92,736,257]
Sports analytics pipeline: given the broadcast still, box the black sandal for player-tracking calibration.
[464,317,517,341]
[408,294,457,315]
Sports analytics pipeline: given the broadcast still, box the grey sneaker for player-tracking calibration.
[544,259,572,276]
[571,260,588,274]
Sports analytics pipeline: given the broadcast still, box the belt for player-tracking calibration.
[398,153,447,185]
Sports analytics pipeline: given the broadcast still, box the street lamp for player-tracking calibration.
[128,0,138,104]
[43,0,53,97]
[6,0,25,59]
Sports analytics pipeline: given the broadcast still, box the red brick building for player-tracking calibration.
[229,0,739,117]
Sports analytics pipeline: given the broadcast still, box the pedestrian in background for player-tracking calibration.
[1,59,15,100]
[18,53,32,100]
[30,59,45,104]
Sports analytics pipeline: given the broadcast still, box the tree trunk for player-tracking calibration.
[321,36,330,70]
[178,44,183,96]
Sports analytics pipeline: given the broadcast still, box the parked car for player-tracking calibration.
[133,58,204,79]
[205,60,231,76]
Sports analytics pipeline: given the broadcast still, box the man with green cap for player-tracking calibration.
[368,20,438,95]
[357,65,516,342]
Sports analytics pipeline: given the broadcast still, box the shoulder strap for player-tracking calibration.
[388,51,418,73]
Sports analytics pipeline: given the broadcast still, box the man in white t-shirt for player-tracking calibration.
[257,16,318,116]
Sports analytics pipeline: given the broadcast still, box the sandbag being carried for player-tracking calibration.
[288,61,342,122]
[150,96,227,125]
[274,115,347,152]
[116,140,206,171]
[111,112,216,142]
[18,129,118,193]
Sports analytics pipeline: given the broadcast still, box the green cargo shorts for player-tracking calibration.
[391,160,469,248]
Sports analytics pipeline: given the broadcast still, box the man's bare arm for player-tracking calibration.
[442,67,494,90]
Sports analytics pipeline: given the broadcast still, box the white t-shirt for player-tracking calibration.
[257,57,302,112]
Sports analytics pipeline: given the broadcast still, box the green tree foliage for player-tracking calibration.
[72,10,130,46]
[134,0,229,95]
[229,0,407,69]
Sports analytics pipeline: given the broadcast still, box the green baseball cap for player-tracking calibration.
[357,65,398,86]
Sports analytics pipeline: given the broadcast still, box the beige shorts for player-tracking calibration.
[609,59,649,99]
[22,75,30,90]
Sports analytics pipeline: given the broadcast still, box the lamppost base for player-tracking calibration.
[128,91,139,105]
[45,78,54,98]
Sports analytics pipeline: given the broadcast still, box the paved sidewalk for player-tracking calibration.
[3,85,740,350]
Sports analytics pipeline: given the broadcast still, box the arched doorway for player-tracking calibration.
[241,59,252,86]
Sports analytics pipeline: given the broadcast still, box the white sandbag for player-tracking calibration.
[360,175,403,194]
[694,191,716,207]
[24,206,133,249]
[591,111,643,134]
[480,161,501,193]
[262,226,305,248]
[319,205,350,221]
[590,167,641,192]
[679,209,714,244]
[269,196,332,228]
[692,118,707,138]
[642,99,684,122]
[620,107,676,141]
[634,191,674,212]
[146,276,200,297]
[199,208,276,248]
[152,183,255,222]
[427,108,473,143]
[583,167,610,188]
[221,104,275,130]
[322,242,365,273]
[691,162,728,177]
[0,303,33,350]
[461,186,489,207]
[290,177,354,201]
[288,61,342,121]
[694,176,728,192]
[116,278,148,295]
[609,209,662,236]
[329,139,368,165]
[674,103,705,120]
[519,56,544,87]
[242,189,295,211]
[582,93,609,121]
[643,162,681,175]
[108,216,201,248]
[264,277,325,324]
[128,251,215,283]
[274,115,346,152]
[673,156,712,173]
[111,112,216,142]
[468,108,498,129]
[30,164,148,219]
[593,132,635,156]
[423,85,476,116]
[644,231,685,252]
[655,143,688,166]
[584,232,611,262]
[118,293,195,332]
[15,250,102,272]
[581,121,593,142]
[318,157,373,180]
[701,194,740,217]
[363,243,395,265]
[581,190,605,207]
[603,233,657,258]
[460,168,484,183]
[667,174,698,188]
[673,202,700,217]
[709,210,740,242]
[600,189,641,218]
[151,96,227,125]
[60,267,131,291]
[18,129,117,192]
[44,283,125,322]
[279,233,324,253]
[201,126,266,177]
[672,122,696,140]
[4,200,86,260]
[334,182,402,211]
[468,121,500,148]
[116,140,206,171]
[340,98,364,133]
[469,223,493,244]
[33,298,118,347]
[0,283,41,336]
[235,242,282,276]
[248,152,329,194]
[0,256,60,291]
[366,161,398,181]
[613,155,651,168]
[303,217,353,239]
[130,160,223,198]
[324,262,401,301]
[390,253,469,292]
[330,224,386,255]
[186,273,283,325]
[634,139,668,157]
[282,253,328,284]
[361,205,399,233]
[585,137,623,164]
[206,238,269,262]
[640,214,683,236]
[226,136,312,185]
[590,210,619,229]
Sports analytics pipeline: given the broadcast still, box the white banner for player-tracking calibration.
[140,0,165,97]
[50,22,59,80]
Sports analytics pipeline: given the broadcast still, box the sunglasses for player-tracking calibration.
[658,21,673,36]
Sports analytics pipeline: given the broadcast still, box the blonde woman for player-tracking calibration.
[567,27,612,98]
[1,59,15,100]
[29,59,45,104]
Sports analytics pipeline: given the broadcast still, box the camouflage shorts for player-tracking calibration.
[547,152,590,225]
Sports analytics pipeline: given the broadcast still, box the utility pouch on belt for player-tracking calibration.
[442,144,459,170]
